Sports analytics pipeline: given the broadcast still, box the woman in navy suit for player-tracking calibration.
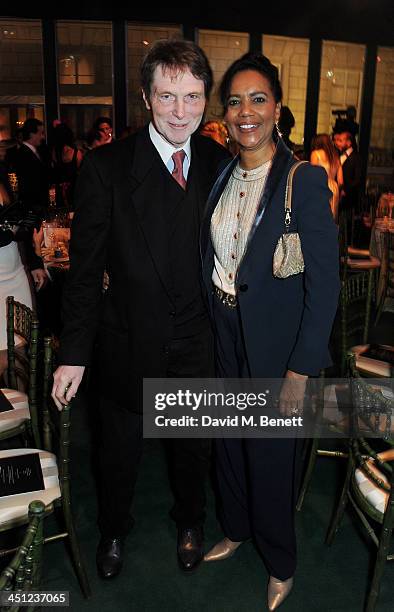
[200,54,340,610]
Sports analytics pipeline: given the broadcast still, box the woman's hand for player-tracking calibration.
[279,370,308,417]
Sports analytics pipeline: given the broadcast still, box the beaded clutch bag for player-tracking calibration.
[273,161,308,279]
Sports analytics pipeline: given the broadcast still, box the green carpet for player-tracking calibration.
[39,392,394,612]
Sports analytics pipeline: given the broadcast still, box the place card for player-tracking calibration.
[0,390,13,413]
[0,453,44,497]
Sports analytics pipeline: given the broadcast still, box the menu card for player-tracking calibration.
[0,453,44,497]
[0,390,13,413]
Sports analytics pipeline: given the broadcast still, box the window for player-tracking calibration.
[317,41,365,139]
[59,54,95,85]
[263,35,309,146]
[369,47,394,187]
[0,19,44,144]
[57,21,113,141]
[198,29,249,120]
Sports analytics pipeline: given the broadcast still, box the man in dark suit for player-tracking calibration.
[333,128,361,240]
[13,118,51,216]
[334,130,361,204]
[52,40,230,579]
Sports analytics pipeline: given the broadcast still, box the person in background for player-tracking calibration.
[333,110,359,147]
[13,119,51,217]
[92,116,113,145]
[0,168,11,207]
[310,133,343,222]
[278,106,296,152]
[200,53,340,610]
[333,126,361,237]
[344,106,359,144]
[0,172,47,377]
[4,128,24,174]
[52,39,230,581]
[52,123,83,209]
[86,128,109,150]
[200,120,229,148]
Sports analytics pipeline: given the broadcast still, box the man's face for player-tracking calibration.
[333,132,350,153]
[30,125,45,147]
[143,65,206,147]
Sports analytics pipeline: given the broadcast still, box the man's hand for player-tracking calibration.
[103,270,109,292]
[52,365,85,411]
[279,370,308,417]
[31,268,47,291]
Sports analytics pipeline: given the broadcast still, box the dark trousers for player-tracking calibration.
[97,327,213,537]
[212,294,298,580]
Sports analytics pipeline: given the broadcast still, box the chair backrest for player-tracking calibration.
[348,355,394,522]
[6,296,33,343]
[0,500,45,597]
[377,231,394,318]
[6,296,41,447]
[6,296,38,391]
[340,271,375,374]
[349,355,394,439]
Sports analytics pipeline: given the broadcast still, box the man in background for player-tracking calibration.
[13,118,51,217]
[333,127,361,238]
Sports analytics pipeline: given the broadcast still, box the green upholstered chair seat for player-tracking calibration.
[354,450,394,515]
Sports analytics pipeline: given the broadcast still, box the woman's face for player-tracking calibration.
[224,70,281,154]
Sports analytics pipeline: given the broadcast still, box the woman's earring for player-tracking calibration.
[275,121,283,138]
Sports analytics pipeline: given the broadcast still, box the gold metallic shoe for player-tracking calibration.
[204,537,242,562]
[267,575,294,611]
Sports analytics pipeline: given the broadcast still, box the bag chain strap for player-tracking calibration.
[284,160,308,233]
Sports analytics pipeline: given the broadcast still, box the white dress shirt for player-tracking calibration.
[148,122,191,179]
[340,147,353,166]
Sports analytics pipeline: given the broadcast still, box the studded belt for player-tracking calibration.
[213,285,237,308]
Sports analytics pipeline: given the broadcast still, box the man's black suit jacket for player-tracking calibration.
[14,144,51,215]
[59,126,230,404]
[342,150,361,210]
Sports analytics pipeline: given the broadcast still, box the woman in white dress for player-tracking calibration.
[0,177,46,377]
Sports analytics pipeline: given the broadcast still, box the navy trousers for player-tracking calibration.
[212,293,299,580]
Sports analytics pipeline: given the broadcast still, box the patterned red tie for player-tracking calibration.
[171,150,186,190]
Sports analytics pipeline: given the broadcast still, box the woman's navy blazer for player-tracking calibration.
[201,138,341,377]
